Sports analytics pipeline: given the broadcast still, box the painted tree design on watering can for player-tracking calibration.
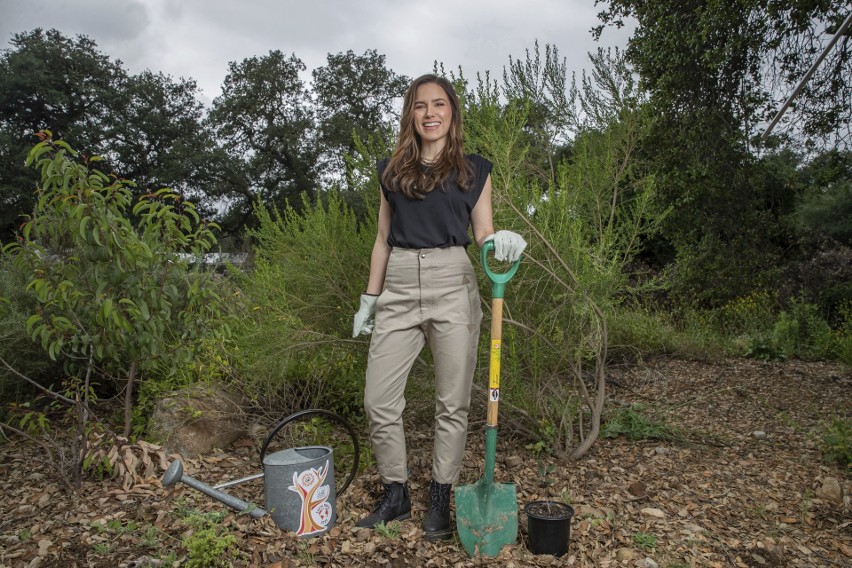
[288,460,332,536]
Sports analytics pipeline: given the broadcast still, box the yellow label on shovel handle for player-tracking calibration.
[489,340,501,389]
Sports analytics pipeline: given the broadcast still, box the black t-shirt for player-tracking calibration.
[377,154,492,249]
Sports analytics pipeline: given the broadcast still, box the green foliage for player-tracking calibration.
[595,1,841,309]
[526,436,557,490]
[0,255,62,406]
[181,511,238,568]
[797,181,852,246]
[0,29,220,243]
[3,134,226,436]
[312,49,409,187]
[607,306,723,361]
[632,531,657,551]
[226,188,377,416]
[601,404,683,441]
[821,416,852,469]
[457,47,668,456]
[705,292,848,362]
[206,50,318,235]
[771,299,834,359]
[373,520,402,539]
[830,302,852,365]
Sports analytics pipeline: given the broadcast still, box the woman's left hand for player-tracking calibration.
[485,231,527,262]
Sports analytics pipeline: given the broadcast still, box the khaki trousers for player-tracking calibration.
[365,247,483,485]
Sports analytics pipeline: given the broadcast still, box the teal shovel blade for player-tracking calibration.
[454,427,518,557]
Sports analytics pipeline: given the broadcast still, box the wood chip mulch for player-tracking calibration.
[1,358,849,567]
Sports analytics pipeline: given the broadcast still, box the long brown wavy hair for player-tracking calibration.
[381,74,473,199]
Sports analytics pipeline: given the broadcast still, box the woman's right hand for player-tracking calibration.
[352,294,379,338]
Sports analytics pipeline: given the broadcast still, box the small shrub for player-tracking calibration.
[183,527,236,568]
[601,404,683,441]
[374,520,401,539]
[632,531,657,551]
[719,291,777,336]
[226,193,374,418]
[821,416,852,468]
[829,301,852,365]
[771,299,833,359]
[744,335,785,361]
[178,509,239,568]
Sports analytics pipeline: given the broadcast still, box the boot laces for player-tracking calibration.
[428,482,450,512]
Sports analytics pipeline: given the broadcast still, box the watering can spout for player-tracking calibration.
[162,460,268,518]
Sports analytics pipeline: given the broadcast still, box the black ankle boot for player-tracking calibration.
[423,480,453,541]
[355,481,411,528]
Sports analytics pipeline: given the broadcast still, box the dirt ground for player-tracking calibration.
[1,358,850,567]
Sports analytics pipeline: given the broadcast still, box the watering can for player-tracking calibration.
[161,409,359,538]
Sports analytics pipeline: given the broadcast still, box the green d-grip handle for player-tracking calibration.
[481,240,521,299]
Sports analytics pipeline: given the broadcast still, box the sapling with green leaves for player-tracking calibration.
[2,132,225,489]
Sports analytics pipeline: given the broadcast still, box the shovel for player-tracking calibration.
[455,240,521,557]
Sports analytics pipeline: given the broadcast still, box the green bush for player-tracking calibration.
[771,298,834,359]
[821,416,852,469]
[178,509,239,568]
[601,403,683,441]
[225,189,377,418]
[451,48,670,457]
[828,301,852,365]
[0,256,63,408]
[796,180,852,246]
[3,134,226,438]
[606,306,724,361]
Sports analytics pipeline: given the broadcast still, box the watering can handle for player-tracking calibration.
[481,241,521,299]
[260,408,360,497]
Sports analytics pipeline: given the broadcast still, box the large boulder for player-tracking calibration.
[148,383,248,458]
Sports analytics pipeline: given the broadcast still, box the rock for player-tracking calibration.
[640,507,665,519]
[628,481,646,497]
[504,454,523,468]
[147,383,248,458]
[752,431,767,439]
[638,558,659,568]
[616,548,637,562]
[815,477,843,504]
[654,447,670,455]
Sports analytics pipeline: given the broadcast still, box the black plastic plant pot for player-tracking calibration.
[524,500,574,557]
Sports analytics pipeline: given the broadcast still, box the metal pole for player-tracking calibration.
[762,11,852,139]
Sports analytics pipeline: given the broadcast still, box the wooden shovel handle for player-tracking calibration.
[487,298,503,427]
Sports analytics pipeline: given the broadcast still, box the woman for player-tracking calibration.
[351,74,526,541]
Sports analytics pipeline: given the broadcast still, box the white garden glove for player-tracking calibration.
[484,230,527,262]
[352,294,378,338]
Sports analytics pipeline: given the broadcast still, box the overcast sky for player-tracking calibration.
[0,0,632,107]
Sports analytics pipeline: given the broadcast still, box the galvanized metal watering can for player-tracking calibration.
[162,409,359,538]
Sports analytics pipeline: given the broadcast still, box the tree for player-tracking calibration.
[3,134,223,450]
[206,51,318,235]
[106,71,221,210]
[501,41,575,180]
[0,29,126,241]
[595,0,852,150]
[0,29,221,243]
[591,1,849,305]
[312,49,408,189]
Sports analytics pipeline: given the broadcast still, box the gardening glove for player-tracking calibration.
[484,230,527,262]
[352,293,379,338]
